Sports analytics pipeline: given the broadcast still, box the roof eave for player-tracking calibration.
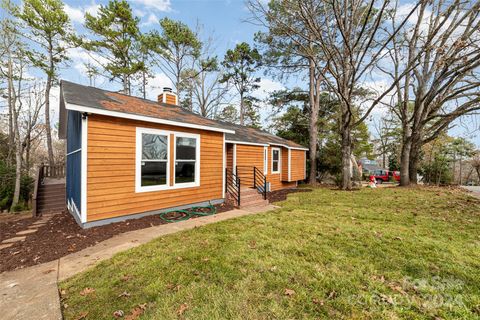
[64,102,236,134]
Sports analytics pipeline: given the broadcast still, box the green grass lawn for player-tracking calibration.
[60,187,480,319]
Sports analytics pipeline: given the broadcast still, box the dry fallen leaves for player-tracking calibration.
[79,287,95,296]
[124,303,147,320]
[118,291,131,298]
[284,288,295,296]
[312,298,324,305]
[113,310,124,318]
[177,303,188,316]
[74,312,88,320]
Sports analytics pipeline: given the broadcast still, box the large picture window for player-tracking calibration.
[272,147,280,174]
[175,134,199,186]
[136,128,200,193]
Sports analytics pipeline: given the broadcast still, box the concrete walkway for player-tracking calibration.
[0,205,278,320]
[462,186,480,199]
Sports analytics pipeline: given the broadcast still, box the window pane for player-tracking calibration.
[273,161,279,172]
[176,137,196,160]
[142,134,168,160]
[273,150,279,161]
[141,161,167,186]
[175,161,195,183]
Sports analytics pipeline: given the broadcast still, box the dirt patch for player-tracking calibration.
[0,202,234,273]
[268,188,312,203]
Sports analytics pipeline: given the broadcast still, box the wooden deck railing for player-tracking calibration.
[32,163,65,217]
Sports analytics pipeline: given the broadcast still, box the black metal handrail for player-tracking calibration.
[225,168,241,207]
[253,166,267,200]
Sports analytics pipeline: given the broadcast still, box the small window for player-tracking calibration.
[175,134,199,186]
[272,148,280,174]
[141,133,168,187]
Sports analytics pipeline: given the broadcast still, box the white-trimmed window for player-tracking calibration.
[263,146,268,174]
[174,133,200,187]
[136,128,170,192]
[271,147,281,174]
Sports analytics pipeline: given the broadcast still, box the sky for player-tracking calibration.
[3,0,480,148]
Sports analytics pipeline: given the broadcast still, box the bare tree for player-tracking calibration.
[384,0,480,185]
[252,0,420,189]
[21,83,44,173]
[248,0,325,185]
[182,37,230,118]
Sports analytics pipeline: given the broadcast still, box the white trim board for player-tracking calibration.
[225,140,269,147]
[222,133,226,199]
[270,143,309,151]
[65,102,235,134]
[271,147,281,174]
[135,127,201,193]
[288,148,291,181]
[80,115,88,223]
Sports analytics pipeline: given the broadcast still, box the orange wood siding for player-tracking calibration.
[282,147,289,181]
[266,146,296,191]
[235,144,264,187]
[290,149,306,181]
[226,144,233,170]
[86,115,223,222]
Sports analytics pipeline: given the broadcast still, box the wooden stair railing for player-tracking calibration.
[32,163,65,217]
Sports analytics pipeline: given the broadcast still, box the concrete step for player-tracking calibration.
[241,199,269,208]
[241,193,264,202]
[240,188,260,196]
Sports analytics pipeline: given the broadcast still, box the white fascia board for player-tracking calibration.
[225,140,269,147]
[65,103,235,134]
[269,143,309,151]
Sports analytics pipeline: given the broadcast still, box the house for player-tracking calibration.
[57,80,308,228]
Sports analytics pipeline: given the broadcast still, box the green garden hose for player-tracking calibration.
[159,204,217,223]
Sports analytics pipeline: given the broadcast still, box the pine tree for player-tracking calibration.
[220,42,261,126]
[15,0,73,167]
[82,0,145,94]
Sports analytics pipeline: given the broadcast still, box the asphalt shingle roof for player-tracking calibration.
[60,80,307,149]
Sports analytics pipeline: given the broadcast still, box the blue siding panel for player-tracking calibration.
[66,111,82,213]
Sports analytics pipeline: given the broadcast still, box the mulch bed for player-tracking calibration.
[0,202,234,273]
[0,189,307,273]
[0,215,37,243]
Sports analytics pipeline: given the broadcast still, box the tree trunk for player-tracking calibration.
[341,126,352,190]
[399,137,411,186]
[408,135,421,184]
[9,59,22,209]
[239,92,244,126]
[11,141,22,209]
[307,58,319,186]
[45,75,55,167]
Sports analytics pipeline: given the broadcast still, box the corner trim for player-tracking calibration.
[80,115,88,223]
[288,148,291,181]
[222,133,226,198]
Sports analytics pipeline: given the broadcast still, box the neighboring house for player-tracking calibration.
[358,158,383,175]
[58,81,307,228]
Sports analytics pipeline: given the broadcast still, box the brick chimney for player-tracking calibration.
[158,87,178,105]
